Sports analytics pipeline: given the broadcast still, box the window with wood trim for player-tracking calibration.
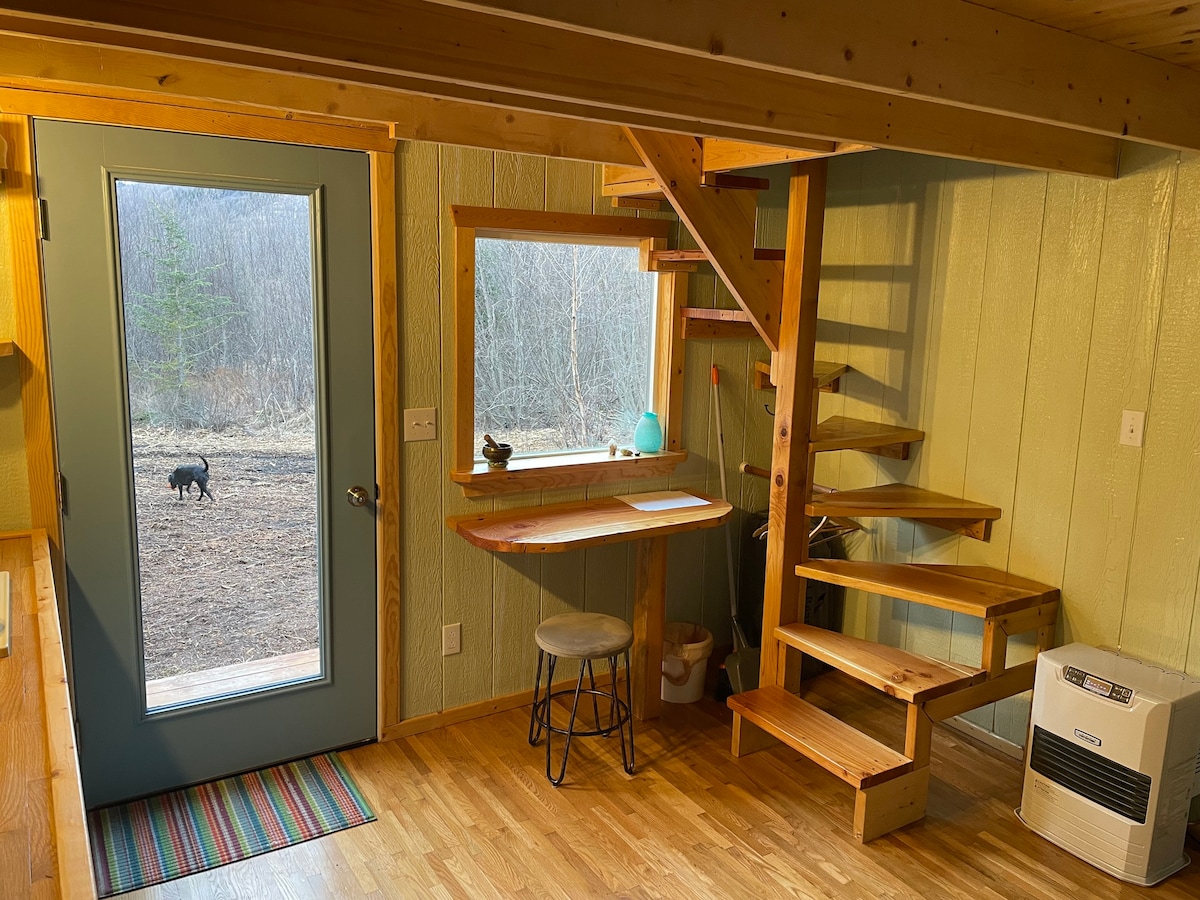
[450,205,687,495]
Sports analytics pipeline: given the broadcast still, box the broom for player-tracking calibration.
[711,365,760,694]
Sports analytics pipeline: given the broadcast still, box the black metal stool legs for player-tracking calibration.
[528,649,635,786]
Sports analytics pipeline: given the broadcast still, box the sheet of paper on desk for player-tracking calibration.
[616,491,710,512]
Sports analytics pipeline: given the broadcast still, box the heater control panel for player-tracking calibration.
[1064,666,1134,704]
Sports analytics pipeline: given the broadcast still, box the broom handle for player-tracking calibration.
[711,366,741,638]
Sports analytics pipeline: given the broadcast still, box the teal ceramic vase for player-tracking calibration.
[633,411,663,453]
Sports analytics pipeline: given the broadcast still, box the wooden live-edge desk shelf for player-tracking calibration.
[0,529,96,899]
[447,492,730,719]
[450,448,687,496]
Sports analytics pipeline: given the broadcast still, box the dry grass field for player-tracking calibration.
[131,426,319,680]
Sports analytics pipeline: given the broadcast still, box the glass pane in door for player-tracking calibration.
[113,180,322,710]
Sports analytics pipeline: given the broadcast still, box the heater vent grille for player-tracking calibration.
[1029,726,1151,824]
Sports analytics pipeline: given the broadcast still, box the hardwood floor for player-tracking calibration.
[126,672,1200,899]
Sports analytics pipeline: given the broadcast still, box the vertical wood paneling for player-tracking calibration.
[391,142,1200,735]
[1061,144,1176,650]
[398,141,444,718]
[954,169,1047,731]
[997,173,1107,744]
[439,145,496,710]
[907,161,994,668]
[839,153,906,645]
[813,155,863,493]
[1124,151,1200,671]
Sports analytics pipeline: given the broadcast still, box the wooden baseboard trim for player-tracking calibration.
[943,715,1025,761]
[380,670,618,743]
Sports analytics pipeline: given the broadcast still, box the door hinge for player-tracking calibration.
[58,472,68,516]
[38,197,49,241]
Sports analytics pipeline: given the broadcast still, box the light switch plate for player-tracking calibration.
[1120,409,1145,447]
[404,407,437,442]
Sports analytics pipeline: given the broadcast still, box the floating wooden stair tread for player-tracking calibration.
[754,359,845,392]
[728,685,912,789]
[811,417,925,457]
[774,624,986,703]
[795,560,1058,618]
[806,484,1001,521]
[0,339,13,357]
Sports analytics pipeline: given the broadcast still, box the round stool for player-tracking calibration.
[528,612,635,786]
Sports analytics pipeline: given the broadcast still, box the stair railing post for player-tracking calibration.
[759,160,827,694]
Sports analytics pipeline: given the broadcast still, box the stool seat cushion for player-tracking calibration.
[535,612,633,659]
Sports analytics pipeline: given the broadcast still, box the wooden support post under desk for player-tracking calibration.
[447,492,731,720]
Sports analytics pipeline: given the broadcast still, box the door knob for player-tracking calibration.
[346,485,371,507]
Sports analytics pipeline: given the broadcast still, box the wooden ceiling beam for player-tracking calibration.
[0,2,1120,176]
[625,128,783,351]
[429,0,1200,153]
[0,32,644,165]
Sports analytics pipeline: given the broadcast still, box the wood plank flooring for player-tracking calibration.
[124,672,1200,899]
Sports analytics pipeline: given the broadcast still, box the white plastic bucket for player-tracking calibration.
[661,622,714,703]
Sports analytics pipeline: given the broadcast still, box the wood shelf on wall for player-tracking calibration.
[679,307,760,341]
[0,339,14,357]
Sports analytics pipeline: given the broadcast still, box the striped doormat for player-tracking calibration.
[88,752,375,896]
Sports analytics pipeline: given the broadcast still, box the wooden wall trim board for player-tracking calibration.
[370,152,402,735]
[0,85,395,152]
[427,0,1200,153]
[450,204,671,238]
[1,115,64,600]
[380,669,618,742]
[0,2,1122,177]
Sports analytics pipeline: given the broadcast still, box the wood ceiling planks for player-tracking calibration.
[978,1,1200,69]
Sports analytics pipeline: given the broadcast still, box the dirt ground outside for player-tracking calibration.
[132,426,319,680]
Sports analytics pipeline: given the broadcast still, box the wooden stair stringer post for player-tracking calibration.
[624,127,783,351]
[729,160,828,759]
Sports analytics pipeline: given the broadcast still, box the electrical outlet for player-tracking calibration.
[442,623,461,656]
[1120,409,1145,448]
[404,407,437,442]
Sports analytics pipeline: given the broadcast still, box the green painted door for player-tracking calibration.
[36,121,377,807]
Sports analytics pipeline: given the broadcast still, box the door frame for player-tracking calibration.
[2,103,402,737]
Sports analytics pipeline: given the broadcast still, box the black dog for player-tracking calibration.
[168,456,214,501]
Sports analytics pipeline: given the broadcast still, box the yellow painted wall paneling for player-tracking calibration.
[954,167,1047,731]
[439,145,497,710]
[996,172,1107,744]
[1124,151,1200,674]
[398,142,445,718]
[839,151,907,645]
[1060,143,1177,651]
[906,161,995,666]
[813,155,863,493]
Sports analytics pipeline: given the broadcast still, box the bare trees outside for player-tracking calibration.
[473,237,658,456]
[116,180,316,431]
